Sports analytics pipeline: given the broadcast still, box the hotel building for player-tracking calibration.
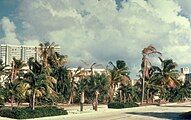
[0,44,60,66]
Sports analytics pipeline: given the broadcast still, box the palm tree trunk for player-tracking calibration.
[80,91,85,111]
[146,89,149,104]
[94,91,99,111]
[32,92,36,110]
[120,90,123,103]
[141,76,145,105]
[11,95,14,109]
[109,85,114,102]
[68,92,73,105]
[123,93,126,103]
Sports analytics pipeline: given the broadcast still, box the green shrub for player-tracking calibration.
[108,102,139,109]
[108,102,124,109]
[0,106,68,119]
[124,102,139,108]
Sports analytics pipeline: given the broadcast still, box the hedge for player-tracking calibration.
[0,106,68,119]
[108,101,139,109]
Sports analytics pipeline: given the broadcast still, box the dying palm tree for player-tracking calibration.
[141,45,161,105]
[107,60,130,102]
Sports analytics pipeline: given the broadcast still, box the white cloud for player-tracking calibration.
[0,17,20,45]
[18,0,191,77]
[177,0,191,19]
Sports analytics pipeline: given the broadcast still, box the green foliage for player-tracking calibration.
[0,106,68,119]
[108,101,139,109]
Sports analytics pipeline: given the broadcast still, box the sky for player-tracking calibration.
[0,0,191,78]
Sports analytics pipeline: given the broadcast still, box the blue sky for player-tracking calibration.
[1,0,191,78]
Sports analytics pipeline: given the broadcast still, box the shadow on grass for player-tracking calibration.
[127,112,183,120]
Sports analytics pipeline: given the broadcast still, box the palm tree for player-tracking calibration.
[8,57,26,108]
[77,76,89,111]
[50,52,68,94]
[107,60,130,102]
[88,73,109,111]
[150,57,180,102]
[67,67,85,105]
[21,72,57,110]
[39,42,57,68]
[141,45,161,105]
[20,58,57,110]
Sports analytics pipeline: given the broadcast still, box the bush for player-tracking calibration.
[0,106,68,119]
[124,102,139,108]
[108,101,139,109]
[108,102,124,109]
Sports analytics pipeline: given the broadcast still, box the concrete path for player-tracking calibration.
[1,102,191,120]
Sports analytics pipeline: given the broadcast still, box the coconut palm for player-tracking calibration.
[87,73,109,111]
[39,42,57,68]
[77,76,89,111]
[149,58,180,102]
[20,58,57,110]
[141,45,161,105]
[50,52,68,94]
[20,72,57,110]
[107,60,130,102]
[67,67,86,105]
[7,57,26,108]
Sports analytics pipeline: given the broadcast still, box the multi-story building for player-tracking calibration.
[0,44,60,65]
[68,68,106,82]
[180,67,191,82]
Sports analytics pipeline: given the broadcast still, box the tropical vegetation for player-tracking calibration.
[0,42,190,119]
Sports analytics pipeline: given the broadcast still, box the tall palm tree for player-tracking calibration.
[39,42,57,68]
[141,45,161,105]
[107,60,130,102]
[50,52,68,94]
[67,67,85,105]
[8,57,26,108]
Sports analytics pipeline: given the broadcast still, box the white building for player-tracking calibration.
[0,44,60,65]
[68,68,106,82]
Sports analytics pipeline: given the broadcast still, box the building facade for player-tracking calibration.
[0,44,60,65]
[180,67,191,82]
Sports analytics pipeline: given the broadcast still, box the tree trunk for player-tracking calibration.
[109,85,114,102]
[146,89,149,104]
[141,76,145,105]
[120,90,123,103]
[32,92,35,110]
[68,92,73,105]
[11,95,14,109]
[124,93,126,103]
[80,91,85,111]
[94,91,99,111]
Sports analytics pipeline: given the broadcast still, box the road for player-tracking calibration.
[1,102,191,120]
